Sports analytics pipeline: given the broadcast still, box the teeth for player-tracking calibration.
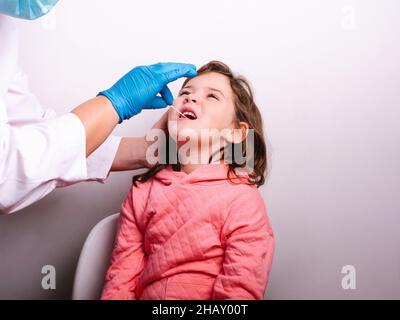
[180,111,197,119]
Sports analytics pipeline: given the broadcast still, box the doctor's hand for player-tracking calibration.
[98,62,197,123]
[110,110,169,171]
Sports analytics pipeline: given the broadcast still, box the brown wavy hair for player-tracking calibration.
[133,60,268,187]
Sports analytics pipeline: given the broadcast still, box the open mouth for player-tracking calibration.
[179,110,197,120]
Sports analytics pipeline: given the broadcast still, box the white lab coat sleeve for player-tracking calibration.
[0,109,120,214]
[57,126,122,188]
[86,134,121,182]
[0,110,85,213]
[3,66,121,186]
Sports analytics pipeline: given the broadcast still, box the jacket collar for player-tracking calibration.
[154,161,249,185]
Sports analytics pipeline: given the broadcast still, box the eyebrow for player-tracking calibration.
[182,85,225,98]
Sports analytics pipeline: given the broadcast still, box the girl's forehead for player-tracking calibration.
[184,72,232,92]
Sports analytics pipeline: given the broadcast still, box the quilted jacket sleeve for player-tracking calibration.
[212,189,275,300]
[101,187,147,300]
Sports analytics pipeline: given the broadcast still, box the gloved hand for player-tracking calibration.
[98,62,197,123]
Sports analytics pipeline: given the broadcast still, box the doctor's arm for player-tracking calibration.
[72,96,168,171]
[72,62,196,165]
[71,95,119,157]
[110,110,169,171]
[0,63,195,213]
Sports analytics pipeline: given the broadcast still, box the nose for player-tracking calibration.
[184,93,197,104]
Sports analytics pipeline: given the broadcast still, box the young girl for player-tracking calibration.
[101,61,275,300]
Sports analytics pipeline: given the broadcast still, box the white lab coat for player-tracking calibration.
[0,15,121,214]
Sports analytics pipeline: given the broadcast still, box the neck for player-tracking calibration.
[179,155,224,174]
[177,141,225,174]
[180,163,206,174]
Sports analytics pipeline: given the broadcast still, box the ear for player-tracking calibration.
[226,122,249,144]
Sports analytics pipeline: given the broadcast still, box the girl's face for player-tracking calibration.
[168,72,237,141]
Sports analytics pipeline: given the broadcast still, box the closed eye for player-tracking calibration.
[179,90,220,100]
[178,90,190,96]
[208,93,219,100]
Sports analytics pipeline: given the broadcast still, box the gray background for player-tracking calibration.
[1,0,399,299]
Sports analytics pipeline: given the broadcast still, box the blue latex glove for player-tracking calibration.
[98,62,197,123]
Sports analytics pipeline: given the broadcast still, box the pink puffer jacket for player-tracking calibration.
[101,162,275,300]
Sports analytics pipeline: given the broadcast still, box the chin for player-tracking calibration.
[176,125,199,140]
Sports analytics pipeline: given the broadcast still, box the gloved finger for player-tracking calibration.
[160,85,174,106]
[143,96,168,109]
[152,62,197,83]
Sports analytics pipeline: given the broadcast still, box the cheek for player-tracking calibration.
[204,106,235,129]
[173,97,183,107]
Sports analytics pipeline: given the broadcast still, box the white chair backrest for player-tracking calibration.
[72,213,120,300]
